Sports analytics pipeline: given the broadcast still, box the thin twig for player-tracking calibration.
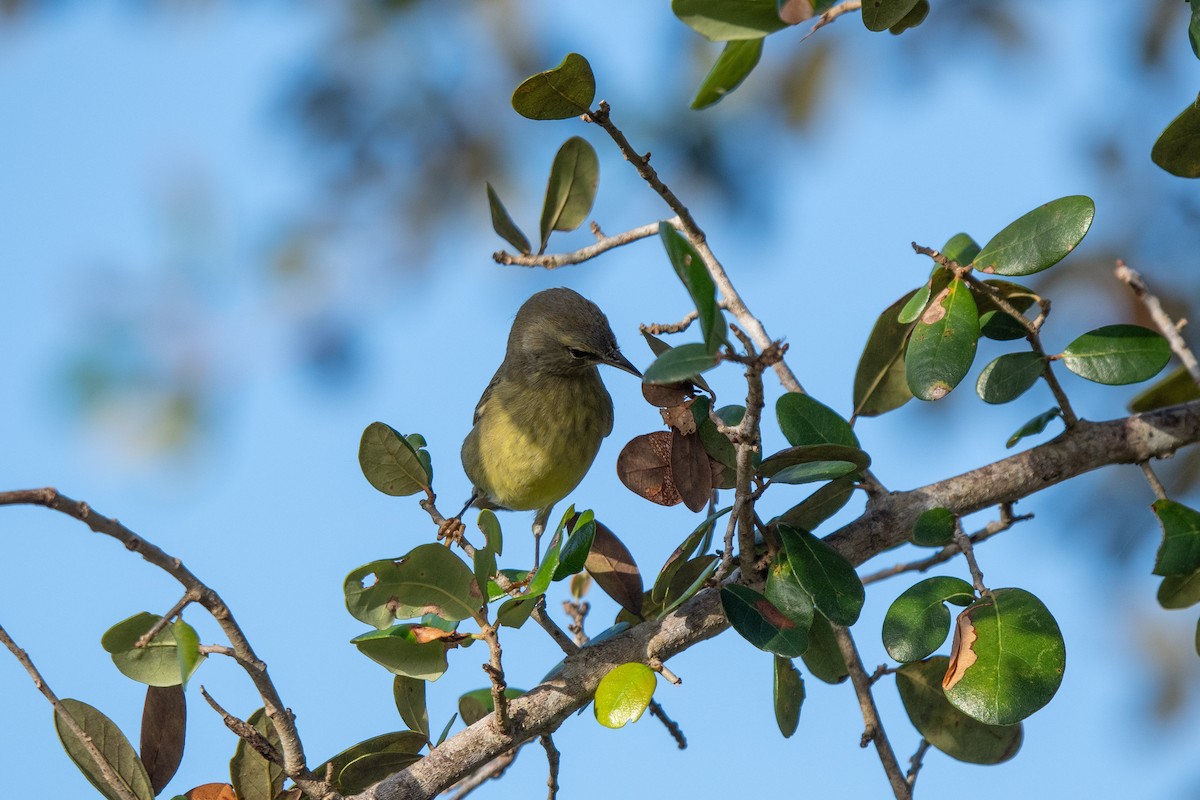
[640,310,698,336]
[1140,462,1169,501]
[953,522,989,596]
[448,747,520,799]
[478,623,511,733]
[200,686,285,768]
[0,623,143,800]
[831,625,912,800]
[135,590,201,649]
[563,599,590,647]
[648,657,682,686]
[494,220,671,269]
[1116,259,1200,386]
[532,598,578,656]
[906,739,932,791]
[540,735,561,800]
[801,0,862,40]
[647,700,687,749]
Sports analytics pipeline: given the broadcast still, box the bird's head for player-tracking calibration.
[508,288,641,378]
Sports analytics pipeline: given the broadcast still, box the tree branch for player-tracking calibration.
[494,220,671,268]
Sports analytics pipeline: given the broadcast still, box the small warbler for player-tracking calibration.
[461,288,641,558]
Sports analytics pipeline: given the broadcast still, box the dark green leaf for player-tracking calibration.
[527,520,566,596]
[721,584,810,657]
[496,596,537,629]
[692,38,765,109]
[101,612,205,687]
[511,53,595,120]
[779,524,864,626]
[862,0,921,32]
[595,663,657,728]
[1190,1,1200,60]
[692,396,738,472]
[140,685,186,796]
[1006,407,1061,448]
[768,460,859,485]
[672,0,794,41]
[393,676,429,741]
[660,555,718,617]
[230,708,282,800]
[976,280,1039,341]
[1060,324,1171,385]
[55,698,154,800]
[771,476,856,532]
[338,752,422,794]
[912,507,956,547]
[538,137,599,253]
[643,343,721,384]
[434,714,457,747]
[584,521,644,617]
[888,0,929,34]
[555,510,596,580]
[773,656,805,738]
[905,277,979,401]
[477,508,503,557]
[764,553,815,629]
[1158,569,1200,609]
[359,422,430,496]
[473,546,496,608]
[1129,366,1200,413]
[943,588,1066,725]
[1152,94,1200,178]
[882,576,976,663]
[853,292,919,417]
[776,393,858,448]
[976,352,1046,404]
[314,730,427,792]
[974,195,1095,276]
[1152,499,1200,576]
[485,183,530,255]
[457,688,526,726]
[898,268,952,325]
[660,223,726,352]
[652,507,730,605]
[351,625,451,681]
[801,612,849,683]
[897,657,1023,764]
[759,443,871,478]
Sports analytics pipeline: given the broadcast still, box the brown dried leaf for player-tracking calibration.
[943,610,979,690]
[186,784,238,800]
[141,684,186,796]
[642,379,696,408]
[584,521,644,617]
[617,432,683,507]
[671,430,714,513]
[661,402,698,434]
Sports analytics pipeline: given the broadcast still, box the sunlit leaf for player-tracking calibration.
[692,38,765,109]
[595,663,657,728]
[973,196,1095,276]
[759,443,870,478]
[55,698,153,800]
[672,0,794,41]
[882,576,976,663]
[101,612,205,687]
[643,343,721,384]
[776,392,858,448]
[1129,366,1200,413]
[898,268,952,325]
[555,510,597,580]
[905,277,979,401]
[511,53,595,120]
[538,136,599,253]
[1059,325,1170,385]
[230,708,282,800]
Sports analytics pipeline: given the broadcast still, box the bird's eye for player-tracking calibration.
[567,347,591,360]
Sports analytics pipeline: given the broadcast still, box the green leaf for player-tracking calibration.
[457,687,525,726]
[652,507,729,605]
[976,352,1046,404]
[660,555,718,617]
[905,277,979,401]
[511,53,595,120]
[230,708,283,800]
[853,291,919,417]
[1059,324,1171,385]
[767,460,859,485]
[555,510,597,580]
[976,280,1039,341]
[660,223,726,352]
[973,195,1095,277]
[691,38,765,109]
[897,658,1023,764]
[800,612,849,684]
[861,0,921,32]
[764,553,815,630]
[779,524,864,626]
[352,544,482,624]
[693,395,738,474]
[538,136,599,253]
[485,183,531,255]
[1152,94,1200,178]
[898,268,952,325]
[776,393,858,448]
[338,752,423,794]
[477,508,503,556]
[1158,569,1200,609]
[773,656,805,738]
[351,625,451,681]
[1006,407,1061,448]
[1152,499,1200,577]
[1129,366,1200,413]
[594,663,657,729]
[393,676,429,740]
[759,443,871,478]
[912,507,956,547]
[473,546,496,607]
[496,595,537,629]
[672,0,794,41]
[721,584,810,657]
[100,612,205,687]
[771,476,857,532]
[1190,1,1200,60]
[887,0,929,33]
[359,422,431,496]
[172,618,202,690]
[54,699,154,800]
[943,588,1066,725]
[313,730,428,792]
[882,576,976,663]
[643,342,721,384]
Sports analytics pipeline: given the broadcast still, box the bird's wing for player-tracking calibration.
[472,367,504,425]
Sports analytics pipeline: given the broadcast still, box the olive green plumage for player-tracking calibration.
[461,288,640,535]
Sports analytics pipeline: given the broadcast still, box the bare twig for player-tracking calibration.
[494,220,669,269]
[200,686,285,768]
[477,623,511,733]
[1140,462,1169,501]
[532,598,578,656]
[648,657,682,686]
[0,623,143,800]
[640,310,698,336]
[135,590,201,649]
[563,599,590,647]
[953,522,990,596]
[831,625,912,800]
[1116,260,1200,385]
[647,700,687,749]
[802,0,863,40]
[540,735,560,800]
[906,739,932,791]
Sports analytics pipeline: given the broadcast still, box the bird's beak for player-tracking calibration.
[605,349,642,378]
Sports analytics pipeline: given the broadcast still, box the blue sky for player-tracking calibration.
[2,2,1198,798]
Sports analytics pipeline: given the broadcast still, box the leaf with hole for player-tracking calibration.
[897,657,1023,764]
[538,137,599,253]
[55,698,154,800]
[906,277,979,401]
[974,195,1095,276]
[1060,325,1170,385]
[511,53,595,120]
[976,352,1046,404]
[692,38,764,109]
[595,663,657,728]
[942,588,1066,725]
[883,576,976,663]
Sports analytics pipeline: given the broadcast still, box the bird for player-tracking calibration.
[460,287,641,562]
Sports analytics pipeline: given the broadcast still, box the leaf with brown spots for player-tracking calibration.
[617,432,683,506]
